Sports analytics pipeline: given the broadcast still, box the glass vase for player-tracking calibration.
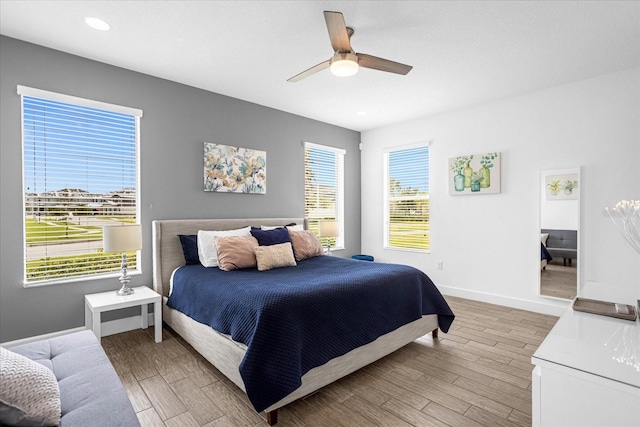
[453,172,465,191]
[480,166,490,188]
[463,162,473,188]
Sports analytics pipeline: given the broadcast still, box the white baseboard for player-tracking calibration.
[436,284,569,317]
[1,313,157,348]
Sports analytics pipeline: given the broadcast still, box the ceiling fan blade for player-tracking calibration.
[324,11,352,52]
[357,53,413,75]
[287,60,331,82]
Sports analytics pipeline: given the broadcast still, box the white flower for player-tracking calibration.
[605,200,640,255]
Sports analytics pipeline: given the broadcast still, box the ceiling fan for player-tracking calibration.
[287,11,413,82]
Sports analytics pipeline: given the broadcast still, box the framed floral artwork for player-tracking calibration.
[204,142,266,193]
[448,152,501,195]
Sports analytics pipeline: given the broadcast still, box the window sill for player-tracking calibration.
[324,246,344,254]
[383,246,431,254]
[23,269,142,288]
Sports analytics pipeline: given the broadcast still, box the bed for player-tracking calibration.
[152,218,454,425]
[541,242,553,270]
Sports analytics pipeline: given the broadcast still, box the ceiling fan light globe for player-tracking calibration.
[330,53,359,77]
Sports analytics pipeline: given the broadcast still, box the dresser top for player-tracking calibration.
[533,308,640,388]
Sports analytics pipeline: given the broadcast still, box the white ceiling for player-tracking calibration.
[1,1,639,132]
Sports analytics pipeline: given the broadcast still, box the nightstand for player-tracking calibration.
[85,286,162,343]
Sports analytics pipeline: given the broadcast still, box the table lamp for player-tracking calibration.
[319,220,339,256]
[103,224,142,296]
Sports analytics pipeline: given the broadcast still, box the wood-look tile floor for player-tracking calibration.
[102,296,558,427]
[540,260,577,300]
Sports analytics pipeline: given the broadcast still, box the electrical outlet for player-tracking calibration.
[437,261,443,270]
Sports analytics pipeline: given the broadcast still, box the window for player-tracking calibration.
[384,144,430,251]
[304,142,345,249]
[19,86,142,285]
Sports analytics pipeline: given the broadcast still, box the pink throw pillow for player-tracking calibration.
[289,230,324,261]
[214,236,259,271]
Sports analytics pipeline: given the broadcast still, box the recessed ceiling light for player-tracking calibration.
[84,16,110,31]
[356,111,367,116]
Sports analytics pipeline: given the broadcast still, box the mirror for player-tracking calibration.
[539,167,580,300]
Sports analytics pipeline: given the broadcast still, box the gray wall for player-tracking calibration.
[0,36,361,342]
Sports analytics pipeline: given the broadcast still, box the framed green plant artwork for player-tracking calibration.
[448,152,501,195]
[545,173,578,200]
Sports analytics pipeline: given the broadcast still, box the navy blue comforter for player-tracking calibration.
[541,242,553,262]
[167,256,454,412]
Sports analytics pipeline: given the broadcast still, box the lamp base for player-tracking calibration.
[116,285,134,296]
[115,252,134,296]
[325,243,333,256]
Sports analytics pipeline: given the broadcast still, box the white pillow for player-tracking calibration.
[541,233,549,246]
[261,224,304,231]
[197,226,252,267]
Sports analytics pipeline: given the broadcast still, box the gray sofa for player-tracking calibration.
[7,330,139,427]
[541,228,577,266]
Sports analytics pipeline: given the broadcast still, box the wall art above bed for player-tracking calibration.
[204,142,266,193]
[448,152,501,195]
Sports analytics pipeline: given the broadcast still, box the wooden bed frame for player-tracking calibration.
[152,218,439,425]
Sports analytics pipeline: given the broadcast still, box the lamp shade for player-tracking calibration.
[319,220,340,238]
[103,224,142,252]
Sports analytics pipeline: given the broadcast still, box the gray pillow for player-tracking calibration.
[0,347,61,426]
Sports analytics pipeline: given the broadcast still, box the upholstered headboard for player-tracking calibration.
[152,218,307,297]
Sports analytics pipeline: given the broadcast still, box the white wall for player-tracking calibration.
[361,68,640,315]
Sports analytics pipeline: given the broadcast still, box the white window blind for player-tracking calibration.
[19,86,142,285]
[384,144,430,251]
[304,142,345,249]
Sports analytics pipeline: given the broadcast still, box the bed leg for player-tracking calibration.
[432,328,439,339]
[266,409,278,425]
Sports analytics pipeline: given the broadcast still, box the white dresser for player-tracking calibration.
[532,308,640,426]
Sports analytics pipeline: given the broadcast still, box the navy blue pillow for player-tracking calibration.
[250,227,291,246]
[178,234,199,265]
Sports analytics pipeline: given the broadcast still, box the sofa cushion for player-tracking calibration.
[0,346,61,426]
[9,330,140,427]
[541,229,577,260]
